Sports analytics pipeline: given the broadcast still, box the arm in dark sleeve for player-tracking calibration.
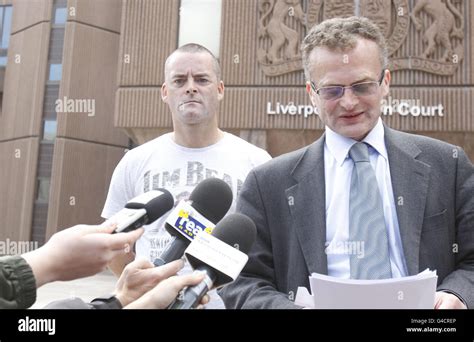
[437,148,474,308]
[0,256,37,309]
[219,170,299,309]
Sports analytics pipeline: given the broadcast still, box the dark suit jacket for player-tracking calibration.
[219,126,474,309]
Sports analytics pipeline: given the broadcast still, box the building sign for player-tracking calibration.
[381,97,444,117]
[267,102,316,118]
[266,98,445,118]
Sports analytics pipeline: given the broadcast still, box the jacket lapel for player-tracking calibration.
[285,136,328,275]
[385,126,431,275]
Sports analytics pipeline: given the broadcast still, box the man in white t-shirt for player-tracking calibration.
[102,43,271,308]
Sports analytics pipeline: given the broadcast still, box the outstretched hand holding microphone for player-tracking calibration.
[23,190,176,289]
[40,179,235,309]
[0,189,174,309]
[41,179,246,310]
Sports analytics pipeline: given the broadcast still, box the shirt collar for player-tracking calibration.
[325,118,387,166]
[363,118,387,160]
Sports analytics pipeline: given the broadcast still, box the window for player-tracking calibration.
[54,7,67,25]
[0,6,12,49]
[0,6,9,110]
[48,64,62,81]
[42,120,57,142]
[178,0,222,58]
[36,178,51,203]
[0,5,12,70]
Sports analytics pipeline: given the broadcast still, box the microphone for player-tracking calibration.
[168,213,256,309]
[153,178,233,267]
[104,189,174,233]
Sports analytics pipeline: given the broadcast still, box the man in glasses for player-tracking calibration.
[220,16,473,309]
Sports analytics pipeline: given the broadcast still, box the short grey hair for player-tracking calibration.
[164,43,221,80]
[301,16,388,81]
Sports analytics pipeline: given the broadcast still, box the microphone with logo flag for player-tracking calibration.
[168,213,256,309]
[153,178,233,267]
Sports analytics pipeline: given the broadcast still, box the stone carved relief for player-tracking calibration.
[392,0,464,75]
[360,0,410,56]
[258,0,465,77]
[411,0,464,61]
[360,0,392,37]
[257,0,306,76]
[322,0,355,19]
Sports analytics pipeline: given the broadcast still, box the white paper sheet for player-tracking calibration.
[295,269,438,309]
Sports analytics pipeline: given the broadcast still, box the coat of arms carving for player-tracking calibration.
[257,0,465,76]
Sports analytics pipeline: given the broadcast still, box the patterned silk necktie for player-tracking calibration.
[349,142,392,279]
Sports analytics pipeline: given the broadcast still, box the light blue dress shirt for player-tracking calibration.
[324,118,409,278]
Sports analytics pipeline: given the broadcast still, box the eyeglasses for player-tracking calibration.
[310,70,386,101]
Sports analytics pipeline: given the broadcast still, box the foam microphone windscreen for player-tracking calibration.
[188,178,233,224]
[211,212,257,254]
[126,188,174,222]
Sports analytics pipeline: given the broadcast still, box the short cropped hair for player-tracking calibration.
[164,43,221,80]
[301,16,388,80]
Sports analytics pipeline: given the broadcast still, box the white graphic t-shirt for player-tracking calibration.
[102,132,271,308]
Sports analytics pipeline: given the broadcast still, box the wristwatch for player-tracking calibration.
[90,294,123,310]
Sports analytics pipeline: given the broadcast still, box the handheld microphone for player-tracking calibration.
[104,189,174,233]
[168,213,256,309]
[153,178,233,267]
